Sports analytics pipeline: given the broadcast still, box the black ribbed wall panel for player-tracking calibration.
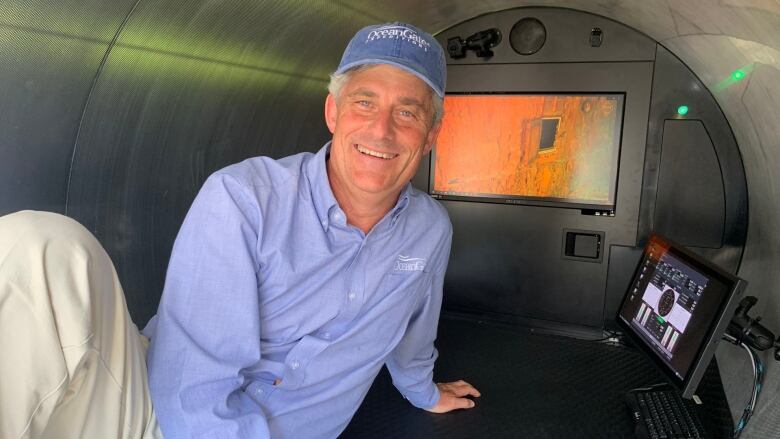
[0,0,136,215]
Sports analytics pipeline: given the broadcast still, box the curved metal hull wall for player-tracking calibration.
[1,1,778,436]
[65,0,347,326]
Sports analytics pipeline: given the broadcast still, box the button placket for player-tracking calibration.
[342,239,367,315]
[349,258,367,313]
[246,380,274,403]
[283,358,304,388]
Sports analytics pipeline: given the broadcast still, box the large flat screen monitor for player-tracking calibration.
[429,93,625,211]
[617,235,747,398]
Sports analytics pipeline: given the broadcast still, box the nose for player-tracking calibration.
[367,107,395,141]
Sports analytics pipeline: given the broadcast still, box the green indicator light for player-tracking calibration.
[677,105,689,116]
[657,315,666,324]
[731,69,746,81]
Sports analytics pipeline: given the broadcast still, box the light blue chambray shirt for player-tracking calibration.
[144,143,452,439]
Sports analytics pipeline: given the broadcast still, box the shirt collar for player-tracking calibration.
[306,143,340,232]
[305,142,413,233]
[390,184,412,226]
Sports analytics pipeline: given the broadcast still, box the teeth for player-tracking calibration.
[356,144,396,159]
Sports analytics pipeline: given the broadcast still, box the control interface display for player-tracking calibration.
[630,249,708,361]
[618,236,732,382]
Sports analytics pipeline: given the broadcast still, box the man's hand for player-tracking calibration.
[425,380,481,413]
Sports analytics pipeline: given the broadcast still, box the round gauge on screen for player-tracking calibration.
[658,289,676,316]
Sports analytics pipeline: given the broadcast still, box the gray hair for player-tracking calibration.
[327,65,444,125]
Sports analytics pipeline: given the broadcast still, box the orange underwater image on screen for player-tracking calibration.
[430,94,624,208]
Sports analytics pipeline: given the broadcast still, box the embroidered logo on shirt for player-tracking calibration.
[393,255,426,272]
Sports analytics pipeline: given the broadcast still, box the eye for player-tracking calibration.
[356,100,372,108]
[398,109,416,119]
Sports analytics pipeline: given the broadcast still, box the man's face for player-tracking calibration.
[325,64,441,201]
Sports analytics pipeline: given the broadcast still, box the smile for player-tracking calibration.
[355,144,398,160]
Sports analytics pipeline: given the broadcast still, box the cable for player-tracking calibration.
[723,333,764,439]
[589,329,621,343]
[735,344,762,439]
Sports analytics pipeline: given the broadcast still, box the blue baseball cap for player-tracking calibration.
[335,22,446,97]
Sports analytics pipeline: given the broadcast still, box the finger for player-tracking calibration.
[454,384,481,398]
[455,380,480,394]
[441,380,481,398]
[434,396,475,412]
[426,392,478,413]
[451,396,476,410]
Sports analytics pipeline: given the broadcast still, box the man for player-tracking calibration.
[0,22,477,439]
[146,22,479,438]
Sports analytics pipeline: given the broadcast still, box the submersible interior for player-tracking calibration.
[2,1,779,437]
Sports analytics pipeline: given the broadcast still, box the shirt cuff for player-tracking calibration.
[403,381,440,410]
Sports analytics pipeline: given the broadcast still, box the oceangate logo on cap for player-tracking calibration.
[393,254,427,272]
[366,25,431,51]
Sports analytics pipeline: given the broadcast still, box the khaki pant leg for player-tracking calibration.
[0,211,162,439]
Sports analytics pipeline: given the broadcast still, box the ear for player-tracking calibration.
[422,120,442,155]
[324,93,338,134]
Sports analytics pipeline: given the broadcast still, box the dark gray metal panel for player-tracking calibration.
[0,0,136,215]
[424,60,653,328]
[436,7,657,65]
[638,45,747,272]
[654,120,725,248]
[65,0,376,325]
[443,201,611,326]
[604,245,644,330]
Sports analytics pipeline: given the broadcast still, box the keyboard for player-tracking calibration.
[626,384,707,439]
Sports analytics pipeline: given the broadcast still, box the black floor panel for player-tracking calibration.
[342,314,733,438]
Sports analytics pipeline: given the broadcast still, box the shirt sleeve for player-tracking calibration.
[385,225,453,410]
[145,172,270,439]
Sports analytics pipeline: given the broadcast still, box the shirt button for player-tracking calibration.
[333,212,342,221]
[256,388,264,395]
[322,332,330,339]
[348,292,356,301]
[291,360,300,370]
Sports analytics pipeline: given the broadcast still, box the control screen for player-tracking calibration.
[618,236,734,381]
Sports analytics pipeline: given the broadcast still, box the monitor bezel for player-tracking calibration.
[428,92,626,211]
[616,234,747,398]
